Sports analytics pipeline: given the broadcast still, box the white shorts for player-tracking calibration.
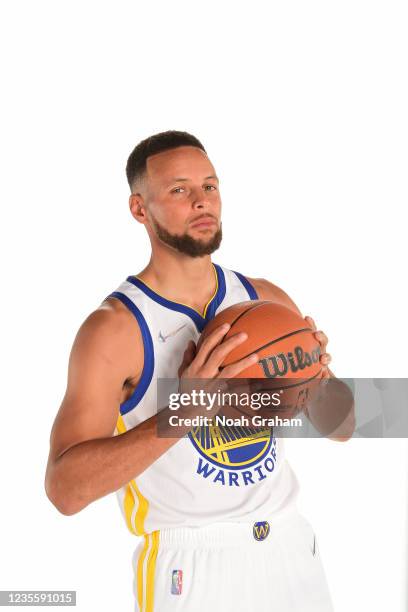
[132,509,335,612]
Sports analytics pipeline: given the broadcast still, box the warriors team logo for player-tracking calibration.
[253,521,270,541]
[189,423,273,469]
[188,424,277,487]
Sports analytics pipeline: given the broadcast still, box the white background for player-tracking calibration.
[1,1,407,610]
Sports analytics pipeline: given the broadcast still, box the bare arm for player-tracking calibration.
[44,302,257,515]
[44,301,163,515]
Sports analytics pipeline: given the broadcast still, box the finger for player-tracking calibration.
[194,324,231,369]
[187,339,197,359]
[178,340,196,377]
[204,331,249,374]
[304,316,316,331]
[218,352,259,379]
[314,330,328,346]
[319,353,331,366]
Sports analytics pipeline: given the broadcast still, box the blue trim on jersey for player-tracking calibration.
[233,270,259,300]
[107,291,155,415]
[126,263,226,332]
[205,264,226,320]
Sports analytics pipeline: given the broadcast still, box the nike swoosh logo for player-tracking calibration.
[158,324,187,343]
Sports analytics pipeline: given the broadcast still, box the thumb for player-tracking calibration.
[178,340,196,377]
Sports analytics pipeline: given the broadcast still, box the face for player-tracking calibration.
[130,146,222,257]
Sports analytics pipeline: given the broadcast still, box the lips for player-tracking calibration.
[190,216,217,228]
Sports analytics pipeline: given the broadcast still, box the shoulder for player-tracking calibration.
[246,276,303,316]
[77,296,141,343]
[69,296,143,377]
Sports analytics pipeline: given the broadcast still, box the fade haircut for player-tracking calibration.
[126,130,206,192]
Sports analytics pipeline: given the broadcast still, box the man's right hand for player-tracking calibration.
[175,324,258,417]
[178,323,258,381]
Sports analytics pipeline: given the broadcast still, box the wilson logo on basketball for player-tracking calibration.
[258,344,321,378]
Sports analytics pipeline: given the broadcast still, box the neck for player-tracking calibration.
[136,249,217,312]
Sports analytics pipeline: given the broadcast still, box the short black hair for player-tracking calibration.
[126,130,206,191]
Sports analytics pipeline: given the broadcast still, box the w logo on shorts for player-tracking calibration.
[253,521,270,541]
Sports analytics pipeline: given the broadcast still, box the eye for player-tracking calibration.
[171,187,185,194]
[205,185,217,191]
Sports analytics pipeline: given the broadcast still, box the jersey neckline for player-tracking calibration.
[126,262,226,331]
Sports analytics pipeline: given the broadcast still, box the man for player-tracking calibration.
[45,130,352,611]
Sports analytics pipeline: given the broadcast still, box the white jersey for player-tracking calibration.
[107,263,300,536]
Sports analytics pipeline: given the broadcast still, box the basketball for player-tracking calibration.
[198,300,323,416]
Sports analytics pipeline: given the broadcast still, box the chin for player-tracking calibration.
[189,227,218,237]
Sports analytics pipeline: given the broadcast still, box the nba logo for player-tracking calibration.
[253,521,270,541]
[171,569,183,595]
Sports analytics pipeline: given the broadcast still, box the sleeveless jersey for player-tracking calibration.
[106,263,300,536]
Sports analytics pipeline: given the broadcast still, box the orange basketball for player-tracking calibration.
[199,300,323,415]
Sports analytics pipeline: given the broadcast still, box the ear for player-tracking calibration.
[129,193,147,224]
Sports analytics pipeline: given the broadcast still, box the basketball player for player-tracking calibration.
[45,131,352,611]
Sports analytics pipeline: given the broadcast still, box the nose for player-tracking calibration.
[191,187,210,210]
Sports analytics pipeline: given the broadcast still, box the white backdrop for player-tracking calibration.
[1,1,407,610]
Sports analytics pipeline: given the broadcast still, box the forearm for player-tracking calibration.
[46,411,182,515]
[326,368,356,440]
[305,369,356,441]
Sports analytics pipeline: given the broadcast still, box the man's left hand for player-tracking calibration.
[304,316,332,379]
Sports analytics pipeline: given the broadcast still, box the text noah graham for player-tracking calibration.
[167,414,302,428]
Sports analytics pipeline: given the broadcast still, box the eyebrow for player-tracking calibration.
[170,175,219,183]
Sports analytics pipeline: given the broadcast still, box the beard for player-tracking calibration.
[150,215,223,258]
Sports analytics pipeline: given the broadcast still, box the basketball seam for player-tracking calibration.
[226,301,267,330]
[221,326,315,367]
[258,368,323,388]
[242,327,314,360]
